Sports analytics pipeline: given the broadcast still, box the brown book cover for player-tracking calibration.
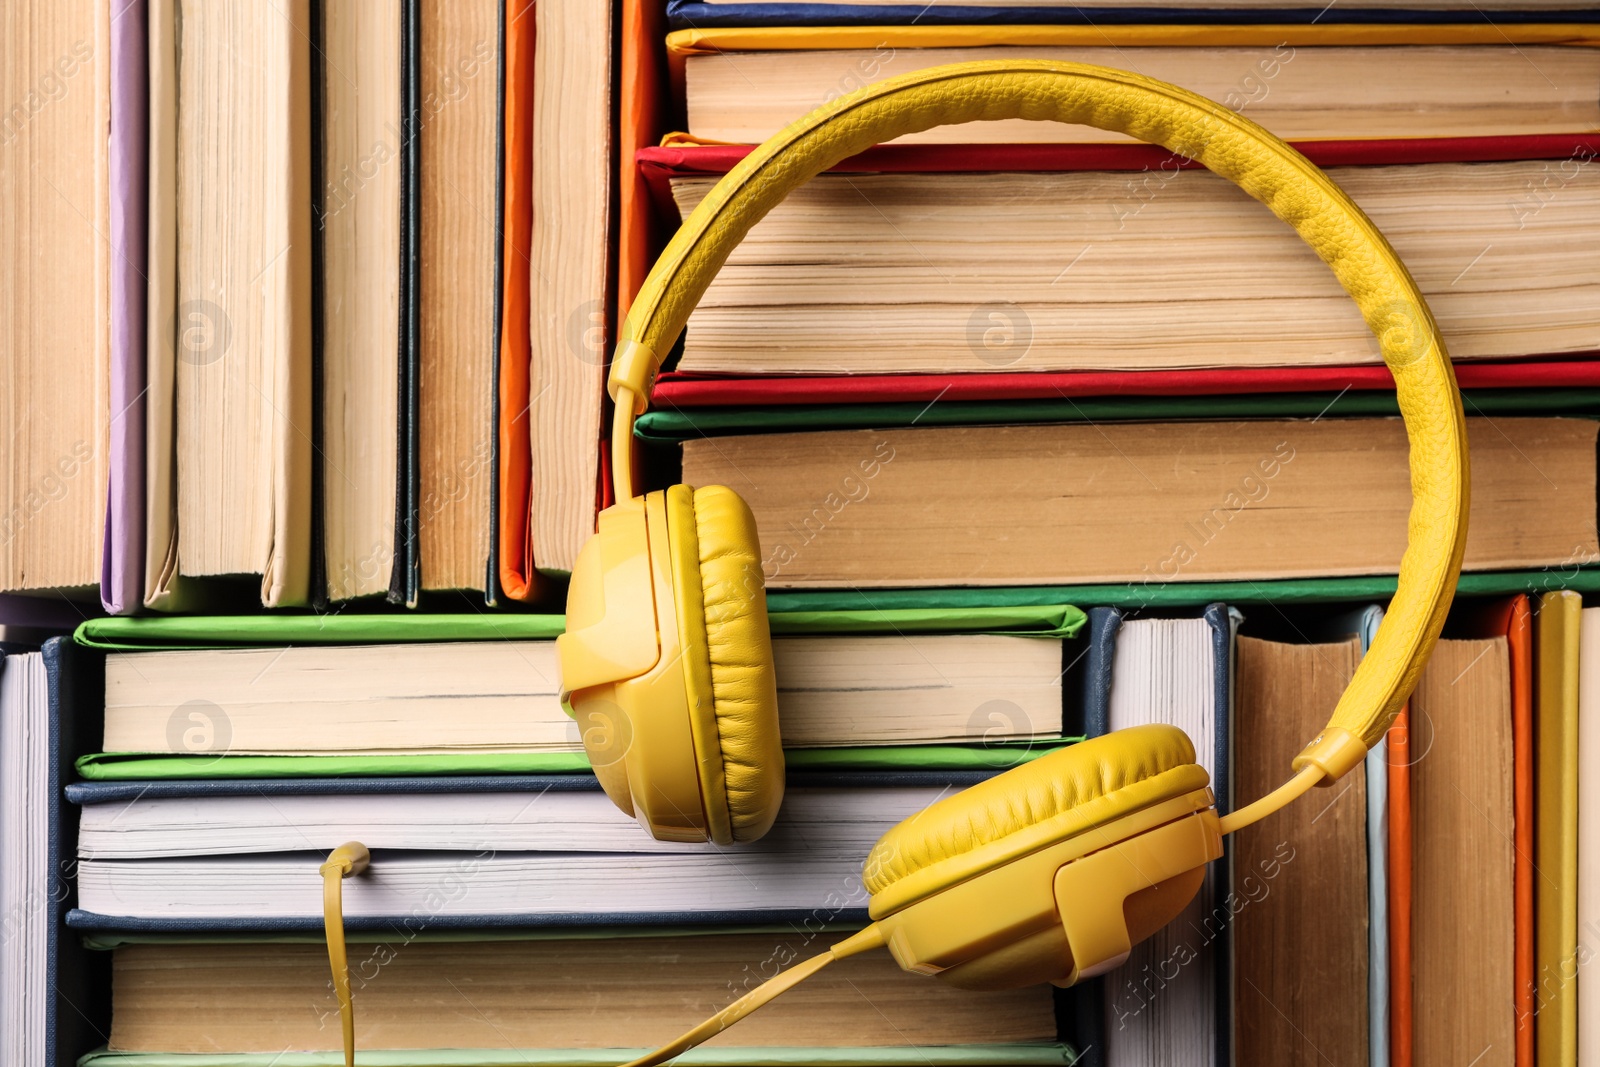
[1413,636,1516,1066]
[681,419,1597,589]
[1233,632,1366,1066]
[108,934,1056,1053]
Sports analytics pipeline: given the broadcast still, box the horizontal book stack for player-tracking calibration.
[34,609,1093,1064]
[2,0,1600,1064]
[10,592,1592,1064]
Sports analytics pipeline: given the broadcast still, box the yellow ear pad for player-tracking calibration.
[665,484,785,844]
[864,724,1207,912]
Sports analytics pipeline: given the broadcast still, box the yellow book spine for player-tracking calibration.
[1538,589,1583,1067]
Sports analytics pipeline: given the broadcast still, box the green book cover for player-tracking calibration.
[765,570,1600,612]
[72,604,1084,780]
[73,740,1073,782]
[633,389,1600,444]
[73,605,1085,651]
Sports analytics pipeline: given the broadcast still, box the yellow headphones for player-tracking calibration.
[312,61,1471,1067]
[552,58,1469,1064]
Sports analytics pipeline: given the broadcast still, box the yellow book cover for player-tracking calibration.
[1538,589,1583,1067]
[665,23,1600,145]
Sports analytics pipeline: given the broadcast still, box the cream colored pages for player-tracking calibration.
[0,0,110,595]
[110,937,1054,1052]
[321,3,401,601]
[101,634,1062,753]
[1412,637,1515,1067]
[171,1,311,607]
[685,45,1600,145]
[529,0,614,575]
[671,162,1600,373]
[174,1,272,584]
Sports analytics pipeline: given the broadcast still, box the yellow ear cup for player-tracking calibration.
[863,725,1220,991]
[664,484,785,844]
[865,724,1207,906]
[559,483,781,845]
[560,493,709,842]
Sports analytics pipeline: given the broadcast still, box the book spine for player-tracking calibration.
[44,638,110,1065]
[665,2,1600,28]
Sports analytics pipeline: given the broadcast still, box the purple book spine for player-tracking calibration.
[102,0,149,614]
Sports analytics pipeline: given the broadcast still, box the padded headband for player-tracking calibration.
[609,61,1468,777]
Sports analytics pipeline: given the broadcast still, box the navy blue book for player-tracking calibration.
[1064,603,1238,1067]
[666,0,1600,26]
[0,638,112,1066]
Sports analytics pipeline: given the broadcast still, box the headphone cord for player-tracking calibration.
[316,843,878,1067]
[1217,763,1324,836]
[617,924,887,1067]
[320,842,371,1067]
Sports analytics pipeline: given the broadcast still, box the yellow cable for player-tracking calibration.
[1218,764,1324,836]
[612,387,637,502]
[617,925,886,1067]
[320,842,371,1067]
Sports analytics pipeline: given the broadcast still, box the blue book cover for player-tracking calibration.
[1066,603,1236,1067]
[1359,606,1391,1067]
[666,0,1600,27]
[41,637,112,1064]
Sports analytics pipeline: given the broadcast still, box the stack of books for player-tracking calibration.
[616,3,1600,1066]
[33,608,1089,1064]
[0,0,614,615]
[1,0,1599,1064]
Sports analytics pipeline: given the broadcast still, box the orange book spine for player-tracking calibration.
[618,0,667,317]
[496,0,540,603]
[1389,705,1413,1067]
[605,0,668,514]
[1509,595,1535,1067]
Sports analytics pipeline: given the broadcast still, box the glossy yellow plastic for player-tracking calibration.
[873,790,1220,989]
[1051,811,1219,985]
[1290,724,1369,781]
[559,492,709,843]
[864,724,1205,903]
[556,497,660,699]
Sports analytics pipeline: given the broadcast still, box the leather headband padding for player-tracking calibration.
[616,61,1468,751]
